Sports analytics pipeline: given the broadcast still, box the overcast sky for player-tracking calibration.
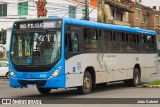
[142,0,160,11]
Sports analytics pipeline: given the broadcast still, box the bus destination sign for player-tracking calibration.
[14,20,61,29]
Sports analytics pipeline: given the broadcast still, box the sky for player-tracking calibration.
[141,0,160,11]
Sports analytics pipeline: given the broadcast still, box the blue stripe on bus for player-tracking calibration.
[63,18,156,35]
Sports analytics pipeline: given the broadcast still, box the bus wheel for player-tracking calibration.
[78,72,92,94]
[132,68,140,86]
[37,88,51,94]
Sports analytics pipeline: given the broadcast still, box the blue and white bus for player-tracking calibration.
[9,18,158,94]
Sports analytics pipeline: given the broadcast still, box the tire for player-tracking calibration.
[124,68,140,87]
[132,68,140,86]
[78,72,92,95]
[6,72,9,79]
[37,88,51,94]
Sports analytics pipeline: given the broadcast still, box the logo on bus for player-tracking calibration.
[26,58,32,64]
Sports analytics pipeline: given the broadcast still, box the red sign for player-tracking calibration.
[36,0,47,17]
[90,0,97,7]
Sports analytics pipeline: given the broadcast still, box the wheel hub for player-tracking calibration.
[84,77,90,89]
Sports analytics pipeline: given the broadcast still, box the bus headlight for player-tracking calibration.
[50,66,61,78]
[9,69,16,78]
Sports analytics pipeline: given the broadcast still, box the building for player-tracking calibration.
[129,2,160,30]
[97,0,131,26]
[0,0,98,56]
[140,0,160,12]
[128,1,160,49]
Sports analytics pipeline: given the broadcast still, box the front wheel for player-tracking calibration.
[37,88,51,94]
[78,72,92,94]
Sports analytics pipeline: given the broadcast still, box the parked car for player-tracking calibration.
[0,61,9,79]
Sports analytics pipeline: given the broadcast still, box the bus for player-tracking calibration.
[9,18,158,94]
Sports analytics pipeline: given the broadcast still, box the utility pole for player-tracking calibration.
[84,0,89,20]
[97,0,105,22]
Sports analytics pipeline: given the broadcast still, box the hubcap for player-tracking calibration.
[84,77,91,89]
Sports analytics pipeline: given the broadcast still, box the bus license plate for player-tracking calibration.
[27,84,36,88]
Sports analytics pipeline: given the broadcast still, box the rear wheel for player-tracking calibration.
[78,72,92,94]
[37,88,51,94]
[132,68,140,86]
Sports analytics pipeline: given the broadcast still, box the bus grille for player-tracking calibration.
[18,80,46,87]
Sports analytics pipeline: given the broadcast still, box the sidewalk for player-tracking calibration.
[141,72,160,83]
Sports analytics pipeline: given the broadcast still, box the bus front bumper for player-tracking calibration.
[9,75,65,88]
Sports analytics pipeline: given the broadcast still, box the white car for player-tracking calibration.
[0,61,9,78]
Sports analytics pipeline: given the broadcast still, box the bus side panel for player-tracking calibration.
[140,54,158,77]
[65,54,105,87]
[64,53,158,87]
[65,59,83,87]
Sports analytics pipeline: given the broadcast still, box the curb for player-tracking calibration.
[143,84,160,88]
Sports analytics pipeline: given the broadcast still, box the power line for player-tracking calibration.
[0,1,88,19]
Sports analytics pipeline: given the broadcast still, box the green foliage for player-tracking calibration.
[147,80,160,85]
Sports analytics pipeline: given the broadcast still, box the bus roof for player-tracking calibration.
[63,18,156,35]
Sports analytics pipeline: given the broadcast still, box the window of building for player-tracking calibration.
[81,9,85,19]
[136,8,140,19]
[116,11,123,21]
[156,16,159,25]
[142,14,147,24]
[112,10,115,18]
[18,2,28,15]
[69,5,76,18]
[0,4,7,16]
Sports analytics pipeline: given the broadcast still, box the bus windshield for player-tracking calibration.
[10,30,61,65]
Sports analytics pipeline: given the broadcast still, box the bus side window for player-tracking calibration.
[146,35,155,52]
[65,32,70,54]
[152,36,156,52]
[138,35,147,52]
[70,32,79,52]
[126,33,135,52]
[103,30,112,52]
[84,28,98,52]
[66,32,79,53]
